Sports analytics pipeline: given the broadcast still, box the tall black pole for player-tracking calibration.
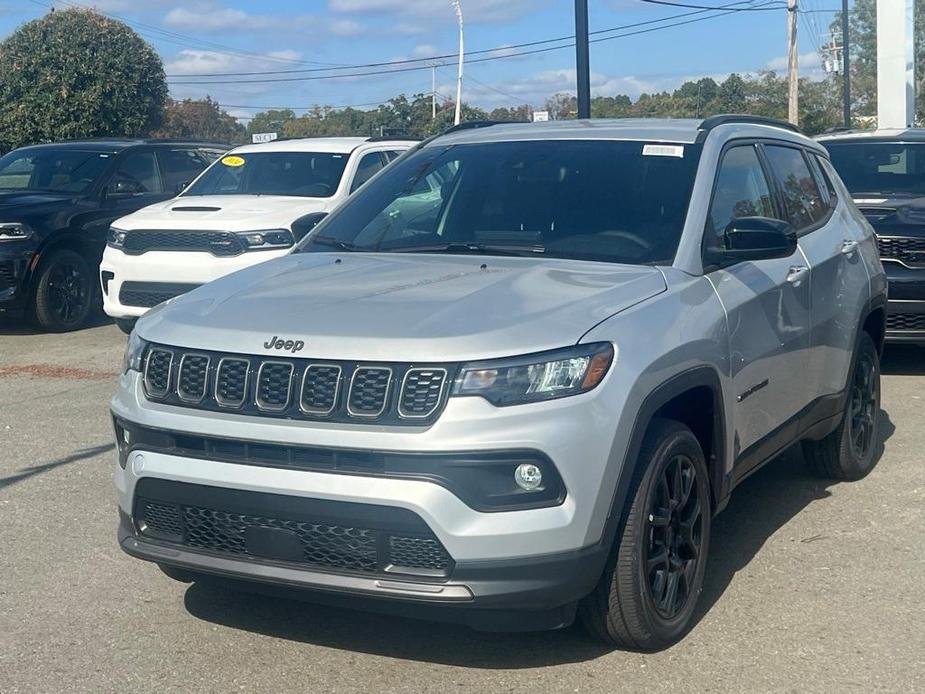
[842,0,850,128]
[575,0,591,119]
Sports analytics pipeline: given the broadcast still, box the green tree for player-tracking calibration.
[153,97,245,144]
[0,8,167,150]
[246,109,296,137]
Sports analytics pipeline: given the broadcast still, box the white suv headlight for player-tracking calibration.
[0,222,33,241]
[452,343,614,406]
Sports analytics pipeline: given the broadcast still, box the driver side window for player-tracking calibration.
[705,145,775,253]
[109,151,162,195]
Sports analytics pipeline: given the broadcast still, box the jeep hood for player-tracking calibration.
[114,194,330,232]
[138,253,666,362]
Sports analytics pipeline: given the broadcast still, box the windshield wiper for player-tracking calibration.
[307,235,363,252]
[389,242,546,257]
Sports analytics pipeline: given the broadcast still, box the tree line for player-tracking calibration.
[0,1,920,153]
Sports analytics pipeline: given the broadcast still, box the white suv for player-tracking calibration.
[101,137,415,332]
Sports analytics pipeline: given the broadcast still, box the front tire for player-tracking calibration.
[115,317,137,335]
[580,419,711,650]
[31,249,97,332]
[803,332,881,481]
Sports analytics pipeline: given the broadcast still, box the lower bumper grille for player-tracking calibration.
[119,281,200,308]
[134,479,452,578]
[886,312,925,331]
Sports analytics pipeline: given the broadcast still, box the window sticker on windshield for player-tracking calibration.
[221,155,246,167]
[643,144,684,158]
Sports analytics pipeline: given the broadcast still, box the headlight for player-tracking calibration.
[451,343,614,406]
[0,222,33,241]
[121,331,148,374]
[107,227,127,249]
[236,229,294,251]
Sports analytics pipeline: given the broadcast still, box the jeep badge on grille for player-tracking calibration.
[263,335,305,353]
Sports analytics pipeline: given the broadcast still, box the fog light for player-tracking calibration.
[514,463,543,491]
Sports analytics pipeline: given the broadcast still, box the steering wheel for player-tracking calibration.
[605,230,654,254]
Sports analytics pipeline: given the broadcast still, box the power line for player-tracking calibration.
[166,0,773,78]
[638,0,783,9]
[170,1,783,85]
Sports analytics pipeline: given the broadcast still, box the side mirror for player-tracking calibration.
[175,181,190,194]
[290,212,328,242]
[708,217,797,263]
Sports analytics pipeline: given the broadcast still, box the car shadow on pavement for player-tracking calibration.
[181,410,895,666]
[881,345,925,376]
[0,312,113,335]
[0,442,114,490]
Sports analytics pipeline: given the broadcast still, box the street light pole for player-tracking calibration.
[452,0,464,126]
[575,0,591,119]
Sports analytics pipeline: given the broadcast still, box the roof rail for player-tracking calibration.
[699,114,801,134]
[441,119,525,135]
[366,135,421,143]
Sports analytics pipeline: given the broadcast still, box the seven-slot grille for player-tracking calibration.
[142,344,453,425]
[876,236,925,266]
[121,229,246,256]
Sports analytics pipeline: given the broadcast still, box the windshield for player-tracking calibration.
[183,151,349,198]
[298,140,701,265]
[0,148,113,194]
[824,141,925,196]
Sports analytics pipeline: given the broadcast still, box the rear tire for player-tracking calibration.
[115,317,137,335]
[580,419,711,651]
[31,249,97,332]
[802,332,881,481]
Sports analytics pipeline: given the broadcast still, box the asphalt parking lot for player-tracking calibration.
[1,317,923,694]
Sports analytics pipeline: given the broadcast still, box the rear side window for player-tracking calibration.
[705,145,775,247]
[111,150,162,194]
[350,152,385,193]
[763,145,826,231]
[157,149,208,193]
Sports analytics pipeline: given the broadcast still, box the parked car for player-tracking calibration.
[112,117,886,650]
[818,129,925,343]
[101,136,417,333]
[0,139,227,331]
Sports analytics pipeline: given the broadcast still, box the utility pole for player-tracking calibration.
[575,0,591,119]
[841,0,850,127]
[787,0,798,125]
[452,0,464,126]
[431,64,437,120]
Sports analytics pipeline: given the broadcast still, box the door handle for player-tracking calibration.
[841,239,859,256]
[786,265,809,285]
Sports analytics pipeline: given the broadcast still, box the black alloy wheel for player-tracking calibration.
[847,349,878,460]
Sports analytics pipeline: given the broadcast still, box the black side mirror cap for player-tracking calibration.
[707,216,797,264]
[290,212,328,242]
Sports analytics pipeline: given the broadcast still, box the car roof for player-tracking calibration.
[427,117,814,149]
[229,137,416,155]
[816,128,925,143]
[9,138,228,154]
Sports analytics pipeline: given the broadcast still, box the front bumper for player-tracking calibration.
[100,246,290,318]
[884,261,925,342]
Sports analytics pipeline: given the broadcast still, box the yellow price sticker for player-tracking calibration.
[221,155,245,167]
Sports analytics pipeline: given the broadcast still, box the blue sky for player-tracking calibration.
[1,1,842,122]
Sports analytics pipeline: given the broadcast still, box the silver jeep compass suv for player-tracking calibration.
[112,116,887,650]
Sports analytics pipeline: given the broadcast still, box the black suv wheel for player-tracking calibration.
[803,332,882,480]
[580,419,711,650]
[31,249,97,332]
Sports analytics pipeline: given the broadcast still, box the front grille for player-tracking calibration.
[119,281,200,308]
[142,343,453,426]
[876,236,925,266]
[121,230,245,256]
[886,312,925,331]
[134,480,453,577]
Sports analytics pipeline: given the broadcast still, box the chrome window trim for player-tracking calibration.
[346,366,392,418]
[213,357,250,409]
[254,360,294,412]
[299,363,343,416]
[176,353,211,403]
[397,367,448,419]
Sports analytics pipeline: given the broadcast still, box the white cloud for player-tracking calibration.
[164,2,364,37]
[765,52,823,72]
[165,6,265,32]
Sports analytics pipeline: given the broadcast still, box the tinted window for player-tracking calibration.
[0,148,112,194]
[184,151,349,198]
[300,140,702,266]
[764,145,825,230]
[157,148,208,192]
[350,152,385,193]
[824,141,925,196]
[111,150,161,194]
[706,145,775,247]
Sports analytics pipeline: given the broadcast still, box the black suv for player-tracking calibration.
[819,129,925,343]
[0,139,227,331]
